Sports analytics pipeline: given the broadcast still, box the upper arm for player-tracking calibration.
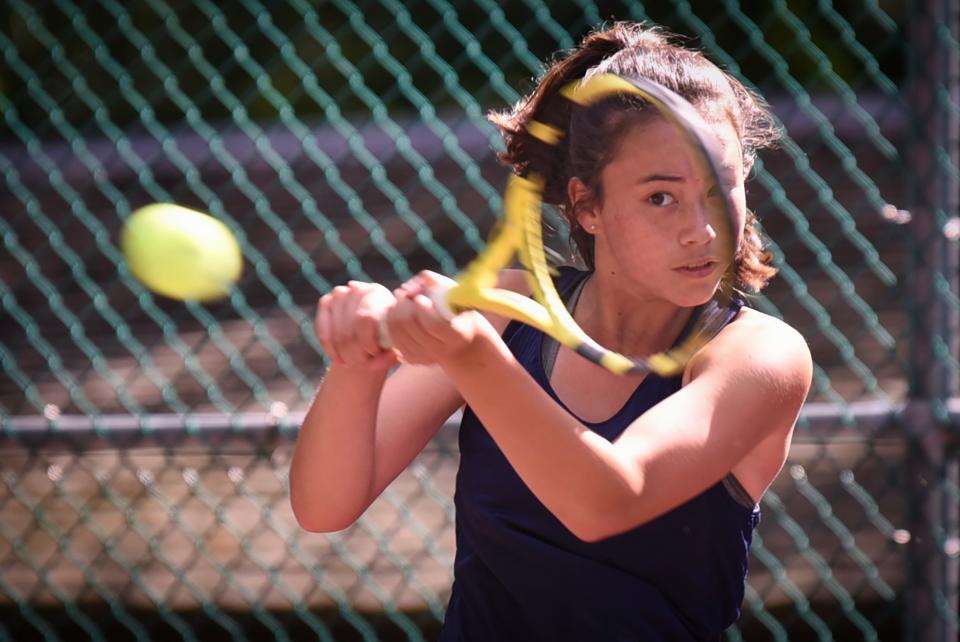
[613,314,812,524]
[369,268,531,495]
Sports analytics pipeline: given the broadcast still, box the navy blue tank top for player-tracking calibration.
[440,268,758,641]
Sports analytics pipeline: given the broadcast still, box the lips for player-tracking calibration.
[674,258,719,278]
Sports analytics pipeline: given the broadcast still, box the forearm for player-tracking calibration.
[440,335,643,541]
[290,364,388,532]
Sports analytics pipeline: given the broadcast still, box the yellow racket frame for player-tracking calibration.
[440,73,736,376]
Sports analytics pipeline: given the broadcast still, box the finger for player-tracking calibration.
[356,313,389,356]
[396,279,424,299]
[327,291,349,360]
[329,286,358,349]
[331,323,385,367]
[409,271,456,319]
[316,295,343,365]
[332,287,376,365]
[393,296,454,364]
[385,300,435,362]
[399,269,442,297]
[410,294,454,342]
[367,349,398,371]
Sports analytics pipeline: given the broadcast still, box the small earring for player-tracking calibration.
[590,224,597,231]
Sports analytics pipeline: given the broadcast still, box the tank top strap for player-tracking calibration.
[671,293,744,350]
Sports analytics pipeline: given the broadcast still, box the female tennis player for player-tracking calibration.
[291,22,811,641]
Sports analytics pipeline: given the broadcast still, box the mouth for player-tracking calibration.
[674,258,719,278]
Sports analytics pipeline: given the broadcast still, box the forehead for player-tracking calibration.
[612,116,744,179]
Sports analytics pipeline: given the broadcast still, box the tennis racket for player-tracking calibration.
[381,73,738,376]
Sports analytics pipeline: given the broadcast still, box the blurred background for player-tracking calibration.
[0,0,957,640]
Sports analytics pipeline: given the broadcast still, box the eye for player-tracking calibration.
[647,192,677,207]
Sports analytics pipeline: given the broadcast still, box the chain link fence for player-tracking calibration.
[1,0,958,640]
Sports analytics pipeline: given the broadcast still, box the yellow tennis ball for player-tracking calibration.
[121,203,243,301]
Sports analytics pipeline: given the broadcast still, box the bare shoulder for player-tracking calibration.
[687,306,813,400]
[724,306,809,359]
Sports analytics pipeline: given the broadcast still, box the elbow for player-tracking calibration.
[290,489,362,533]
[292,503,359,534]
[568,523,609,544]
[296,519,351,534]
[564,472,648,543]
[288,465,373,533]
[567,517,632,544]
[562,496,649,543]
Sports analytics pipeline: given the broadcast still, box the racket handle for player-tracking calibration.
[376,284,455,350]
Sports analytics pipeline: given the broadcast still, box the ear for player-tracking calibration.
[567,177,599,233]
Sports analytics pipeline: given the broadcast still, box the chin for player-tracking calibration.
[669,282,723,308]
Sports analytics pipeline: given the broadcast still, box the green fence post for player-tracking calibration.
[906,0,960,640]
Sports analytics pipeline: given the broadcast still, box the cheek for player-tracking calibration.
[602,205,669,266]
[604,200,656,241]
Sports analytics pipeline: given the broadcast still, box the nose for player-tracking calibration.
[679,198,718,246]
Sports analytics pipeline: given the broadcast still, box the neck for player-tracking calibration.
[576,267,695,357]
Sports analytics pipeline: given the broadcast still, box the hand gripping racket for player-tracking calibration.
[382,73,738,376]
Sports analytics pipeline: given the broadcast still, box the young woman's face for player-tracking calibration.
[578,116,747,307]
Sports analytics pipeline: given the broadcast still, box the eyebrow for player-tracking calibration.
[636,173,686,184]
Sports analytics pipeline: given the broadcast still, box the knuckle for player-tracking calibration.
[355,307,378,322]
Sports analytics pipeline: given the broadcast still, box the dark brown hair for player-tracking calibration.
[488,22,780,292]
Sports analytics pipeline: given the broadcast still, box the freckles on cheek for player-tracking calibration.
[611,225,662,274]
